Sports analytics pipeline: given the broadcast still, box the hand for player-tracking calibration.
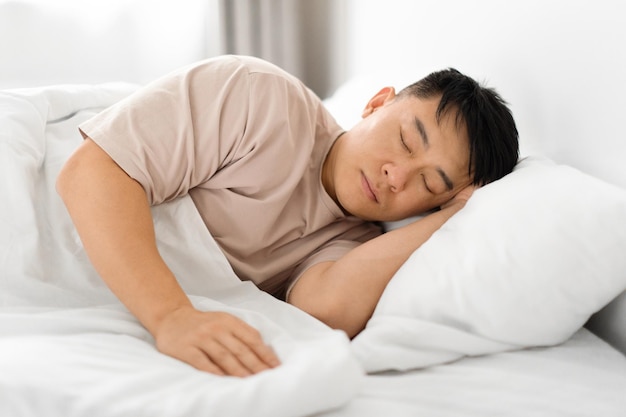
[440,184,478,210]
[154,306,280,377]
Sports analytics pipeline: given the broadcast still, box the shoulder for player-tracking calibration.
[227,55,290,75]
[226,55,303,85]
[187,55,303,87]
[180,55,318,105]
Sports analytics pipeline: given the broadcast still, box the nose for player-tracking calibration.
[383,163,409,193]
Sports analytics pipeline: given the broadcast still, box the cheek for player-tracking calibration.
[393,193,442,218]
[334,174,362,214]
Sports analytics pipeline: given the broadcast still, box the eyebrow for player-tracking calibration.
[414,117,429,149]
[437,168,454,191]
[414,117,454,192]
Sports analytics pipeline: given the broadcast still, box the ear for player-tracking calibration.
[361,87,396,118]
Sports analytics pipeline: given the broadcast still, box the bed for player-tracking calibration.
[2,1,626,414]
[1,73,625,417]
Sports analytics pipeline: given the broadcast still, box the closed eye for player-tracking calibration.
[400,132,412,153]
[421,174,432,193]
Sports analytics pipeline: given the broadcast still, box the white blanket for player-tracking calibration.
[0,85,362,417]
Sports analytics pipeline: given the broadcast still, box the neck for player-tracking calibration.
[322,133,343,203]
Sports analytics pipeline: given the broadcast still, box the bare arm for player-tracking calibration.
[288,190,473,338]
[56,139,279,376]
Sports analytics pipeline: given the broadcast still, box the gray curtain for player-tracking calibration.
[209,0,346,98]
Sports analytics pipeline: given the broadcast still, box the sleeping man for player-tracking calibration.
[56,55,519,377]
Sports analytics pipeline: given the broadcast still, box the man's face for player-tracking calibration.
[323,88,472,222]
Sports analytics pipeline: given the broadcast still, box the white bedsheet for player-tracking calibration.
[319,329,626,417]
[0,84,362,417]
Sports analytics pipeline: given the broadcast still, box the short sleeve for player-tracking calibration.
[78,56,251,205]
[284,239,363,301]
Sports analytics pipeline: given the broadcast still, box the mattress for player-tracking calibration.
[319,329,626,416]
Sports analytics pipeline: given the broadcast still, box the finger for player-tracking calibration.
[180,347,226,376]
[216,313,281,369]
[217,332,277,375]
[233,327,281,369]
[202,338,255,377]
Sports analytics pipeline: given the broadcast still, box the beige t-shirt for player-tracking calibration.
[79,55,381,299]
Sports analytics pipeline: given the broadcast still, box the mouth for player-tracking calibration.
[361,172,378,203]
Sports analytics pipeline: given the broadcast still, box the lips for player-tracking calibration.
[361,172,378,203]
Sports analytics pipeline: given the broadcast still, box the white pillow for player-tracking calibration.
[352,156,626,373]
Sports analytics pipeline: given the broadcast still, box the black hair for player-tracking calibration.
[399,68,519,186]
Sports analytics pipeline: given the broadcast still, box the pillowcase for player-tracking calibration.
[351,156,626,373]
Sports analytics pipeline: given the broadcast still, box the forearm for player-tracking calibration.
[56,139,191,335]
[57,139,281,376]
[289,201,466,337]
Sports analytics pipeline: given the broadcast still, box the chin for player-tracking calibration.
[343,205,376,221]
[354,210,392,222]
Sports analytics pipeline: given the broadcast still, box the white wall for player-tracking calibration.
[0,0,210,89]
[0,0,346,98]
[342,0,626,188]
[2,0,624,188]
